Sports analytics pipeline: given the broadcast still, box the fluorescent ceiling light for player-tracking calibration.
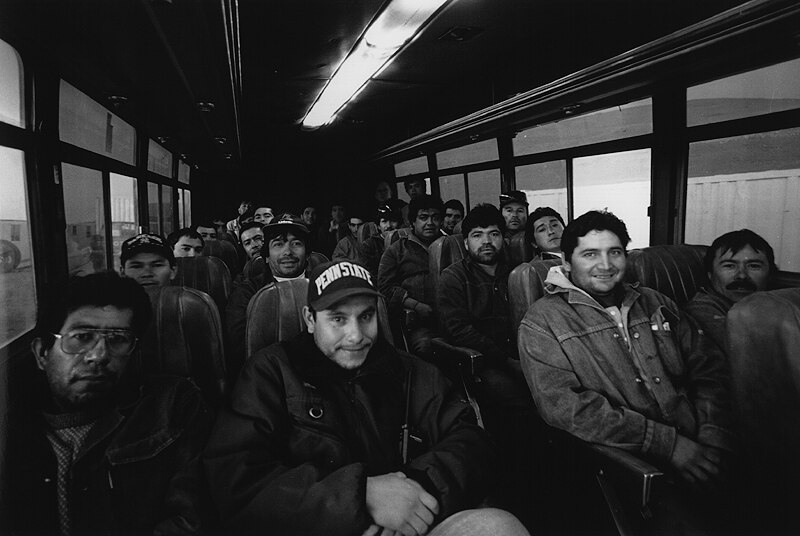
[302,0,451,129]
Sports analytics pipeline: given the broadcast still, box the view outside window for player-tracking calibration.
[467,169,502,207]
[436,139,498,169]
[439,175,467,207]
[0,39,24,128]
[59,81,135,164]
[513,98,652,156]
[397,177,431,203]
[148,182,161,236]
[394,156,428,178]
[148,139,173,177]
[178,160,191,184]
[62,163,106,275]
[516,161,568,221]
[573,149,651,249]
[685,128,800,272]
[162,185,174,235]
[182,189,192,228]
[687,58,800,127]
[110,174,138,271]
[0,146,36,347]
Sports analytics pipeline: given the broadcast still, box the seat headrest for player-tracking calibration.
[204,239,240,275]
[358,222,379,244]
[625,244,708,307]
[246,279,310,356]
[507,232,533,268]
[508,259,562,333]
[429,233,466,290]
[172,256,232,314]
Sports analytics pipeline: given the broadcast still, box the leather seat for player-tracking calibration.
[384,228,409,251]
[428,234,465,292]
[508,258,562,336]
[140,286,227,406]
[204,239,240,277]
[624,244,708,307]
[171,256,232,316]
[357,221,378,244]
[507,232,533,268]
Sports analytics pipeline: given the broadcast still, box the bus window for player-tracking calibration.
[686,127,800,272]
[62,164,106,274]
[573,148,651,249]
[110,173,139,271]
[436,139,499,169]
[178,160,191,184]
[178,189,192,228]
[466,169,502,207]
[439,174,467,207]
[59,81,135,164]
[148,182,161,236]
[516,161,568,220]
[0,39,24,128]
[162,185,175,235]
[148,139,173,177]
[0,147,36,347]
[394,155,428,178]
[687,57,800,127]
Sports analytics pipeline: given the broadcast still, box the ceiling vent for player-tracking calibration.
[437,26,484,42]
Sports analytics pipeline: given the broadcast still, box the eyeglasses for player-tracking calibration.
[53,329,138,356]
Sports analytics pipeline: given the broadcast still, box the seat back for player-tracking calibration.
[358,222,379,244]
[428,234,466,290]
[624,244,708,307]
[140,286,226,405]
[172,256,232,315]
[204,239,240,277]
[384,228,410,250]
[508,259,562,333]
[507,232,533,268]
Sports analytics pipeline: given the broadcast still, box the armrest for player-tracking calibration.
[585,443,665,511]
[430,337,483,375]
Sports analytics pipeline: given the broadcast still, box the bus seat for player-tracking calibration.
[384,228,409,251]
[624,244,708,307]
[204,239,240,277]
[507,232,532,269]
[357,221,378,244]
[726,287,800,530]
[140,286,227,406]
[172,256,232,315]
[307,251,330,269]
[428,234,465,292]
[245,278,393,357]
[508,259,562,335]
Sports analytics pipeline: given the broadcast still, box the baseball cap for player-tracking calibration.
[120,233,175,265]
[307,260,381,311]
[499,190,529,208]
[262,213,309,239]
[376,204,401,222]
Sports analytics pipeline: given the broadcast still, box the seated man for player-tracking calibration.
[685,228,775,351]
[226,200,253,236]
[317,203,347,258]
[441,199,465,235]
[253,206,275,225]
[167,227,205,258]
[378,195,444,357]
[361,204,401,278]
[332,214,365,262]
[238,221,265,262]
[499,191,528,244]
[120,233,177,288]
[2,272,210,535]
[525,206,565,261]
[195,222,217,242]
[518,211,734,492]
[204,260,528,536]
[225,215,309,378]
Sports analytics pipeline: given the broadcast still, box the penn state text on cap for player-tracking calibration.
[307,260,381,311]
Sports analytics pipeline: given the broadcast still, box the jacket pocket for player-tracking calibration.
[649,306,684,376]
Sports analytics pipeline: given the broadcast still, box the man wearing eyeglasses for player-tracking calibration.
[3,271,210,535]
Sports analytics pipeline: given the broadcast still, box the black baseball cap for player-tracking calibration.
[307,260,381,311]
[499,190,529,208]
[262,213,309,238]
[120,233,175,265]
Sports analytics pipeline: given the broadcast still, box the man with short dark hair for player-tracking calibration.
[204,260,528,536]
[195,223,218,242]
[332,215,365,262]
[361,205,402,278]
[253,206,275,225]
[120,233,177,288]
[378,195,443,356]
[238,221,265,261]
[518,210,734,492]
[499,191,528,243]
[167,228,205,258]
[525,206,565,261]
[3,271,210,535]
[685,228,775,351]
[317,203,348,258]
[442,199,465,235]
[404,177,427,200]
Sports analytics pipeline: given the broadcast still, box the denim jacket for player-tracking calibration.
[518,266,734,463]
[684,287,734,353]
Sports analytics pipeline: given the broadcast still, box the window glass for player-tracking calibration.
[162,185,174,235]
[685,128,800,272]
[513,98,652,156]
[467,169,502,207]
[436,139,499,169]
[394,156,428,178]
[148,182,161,236]
[687,58,800,127]
[178,160,190,184]
[573,149,651,249]
[178,189,186,229]
[397,177,431,203]
[0,39,24,128]
[62,163,107,274]
[110,174,138,272]
[516,161,568,221]
[439,175,467,208]
[0,146,36,347]
[183,190,192,228]
[59,81,135,164]
[148,139,173,178]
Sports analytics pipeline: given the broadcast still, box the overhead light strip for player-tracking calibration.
[302,0,451,129]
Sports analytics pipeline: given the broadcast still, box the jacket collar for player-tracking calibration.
[464,254,509,279]
[406,230,433,250]
[544,265,640,310]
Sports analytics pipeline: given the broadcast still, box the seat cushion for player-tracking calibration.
[624,244,708,307]
[172,256,232,315]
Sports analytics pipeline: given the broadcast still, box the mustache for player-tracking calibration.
[726,280,757,292]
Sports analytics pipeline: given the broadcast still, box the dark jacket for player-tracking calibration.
[377,232,435,311]
[203,332,494,535]
[360,234,385,280]
[684,287,733,353]
[225,270,276,379]
[437,256,515,365]
[2,375,211,536]
[332,234,360,262]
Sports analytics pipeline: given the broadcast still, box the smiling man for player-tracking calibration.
[518,210,734,495]
[685,229,775,351]
[120,233,177,288]
[204,260,528,536]
[4,272,209,535]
